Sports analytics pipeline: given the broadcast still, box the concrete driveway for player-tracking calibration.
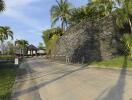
[11,57,132,100]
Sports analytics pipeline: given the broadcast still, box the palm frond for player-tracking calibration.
[0,26,13,42]
[50,0,71,30]
[0,0,5,12]
[51,17,59,28]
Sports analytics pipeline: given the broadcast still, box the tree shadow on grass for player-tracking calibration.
[96,56,128,100]
[0,62,17,100]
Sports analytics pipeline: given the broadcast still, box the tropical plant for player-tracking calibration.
[121,34,132,58]
[50,0,72,31]
[6,41,15,55]
[15,40,29,56]
[0,0,5,12]
[0,26,13,55]
[15,40,28,49]
[114,0,132,33]
[68,6,90,25]
[88,0,116,18]
[0,26,13,43]
[42,28,63,55]
[68,0,117,25]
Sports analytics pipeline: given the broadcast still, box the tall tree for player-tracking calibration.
[50,0,72,31]
[15,40,28,48]
[0,26,13,55]
[38,42,44,50]
[15,40,29,56]
[89,0,116,18]
[0,26,13,42]
[6,41,15,55]
[42,28,63,55]
[115,0,132,33]
[0,0,5,12]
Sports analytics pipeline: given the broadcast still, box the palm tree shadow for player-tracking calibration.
[11,65,89,98]
[96,56,128,100]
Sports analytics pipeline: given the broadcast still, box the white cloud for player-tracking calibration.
[3,0,43,30]
[5,0,40,8]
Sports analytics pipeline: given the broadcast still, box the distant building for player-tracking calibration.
[37,48,46,56]
[27,44,38,56]
[15,44,46,57]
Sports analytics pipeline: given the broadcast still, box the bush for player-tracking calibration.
[0,56,15,61]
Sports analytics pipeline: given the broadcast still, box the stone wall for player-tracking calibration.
[52,15,119,63]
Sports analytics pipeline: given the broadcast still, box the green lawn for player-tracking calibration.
[0,62,18,100]
[90,56,132,68]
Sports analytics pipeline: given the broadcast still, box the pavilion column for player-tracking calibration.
[32,50,33,56]
[30,50,32,56]
[36,50,37,56]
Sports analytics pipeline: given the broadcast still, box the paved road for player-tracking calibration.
[11,57,132,100]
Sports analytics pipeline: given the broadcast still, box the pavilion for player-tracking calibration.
[27,44,38,56]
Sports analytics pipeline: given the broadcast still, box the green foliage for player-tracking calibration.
[121,34,132,58]
[15,39,29,48]
[5,41,15,55]
[0,0,5,12]
[91,56,132,68]
[68,0,132,28]
[0,63,17,100]
[46,34,59,52]
[0,55,15,60]
[15,40,29,56]
[0,26,14,55]
[42,28,63,54]
[114,0,132,32]
[50,0,72,30]
[38,42,44,50]
[0,26,13,43]
[68,0,116,25]
[68,6,90,25]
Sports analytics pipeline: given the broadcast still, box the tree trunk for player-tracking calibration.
[128,18,132,34]
[23,48,24,58]
[61,19,65,32]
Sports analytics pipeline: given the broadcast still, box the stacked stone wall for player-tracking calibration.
[52,15,119,63]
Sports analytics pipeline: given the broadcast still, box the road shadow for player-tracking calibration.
[96,56,128,100]
[11,64,89,98]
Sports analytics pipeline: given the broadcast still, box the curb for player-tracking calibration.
[88,65,132,71]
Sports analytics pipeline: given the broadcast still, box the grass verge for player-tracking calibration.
[0,62,18,100]
[90,56,132,68]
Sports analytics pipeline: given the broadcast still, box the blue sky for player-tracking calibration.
[0,0,87,46]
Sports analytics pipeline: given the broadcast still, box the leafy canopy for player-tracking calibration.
[42,28,63,53]
[0,26,13,43]
[0,0,5,12]
[50,0,72,30]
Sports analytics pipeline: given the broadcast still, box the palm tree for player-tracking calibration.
[89,0,132,33]
[89,0,116,18]
[15,40,29,57]
[115,0,132,33]
[50,0,72,31]
[15,40,28,47]
[0,26,13,55]
[0,0,5,12]
[0,26,13,42]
